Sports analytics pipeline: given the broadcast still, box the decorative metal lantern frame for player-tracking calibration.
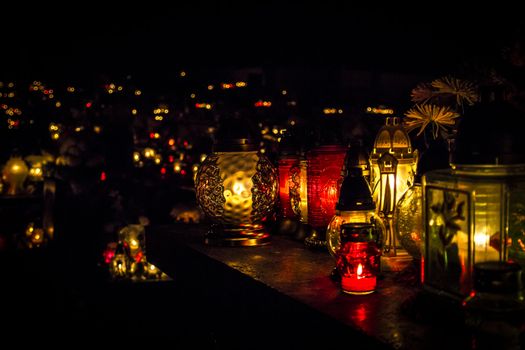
[370,117,418,258]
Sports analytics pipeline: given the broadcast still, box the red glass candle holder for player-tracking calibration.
[336,223,381,295]
[278,155,299,219]
[306,145,346,230]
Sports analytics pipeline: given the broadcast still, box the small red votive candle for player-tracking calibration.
[336,223,381,295]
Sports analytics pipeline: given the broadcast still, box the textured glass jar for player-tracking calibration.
[423,164,525,298]
[289,157,308,223]
[195,149,278,246]
[278,154,299,220]
[304,145,346,248]
[394,183,423,259]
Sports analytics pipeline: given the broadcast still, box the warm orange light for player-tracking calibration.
[235,81,247,87]
[221,83,234,89]
[195,102,212,109]
[255,100,272,108]
[168,139,175,146]
[366,106,394,115]
[357,263,363,277]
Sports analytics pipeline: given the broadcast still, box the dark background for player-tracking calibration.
[2,2,523,83]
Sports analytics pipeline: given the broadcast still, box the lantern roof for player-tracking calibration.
[371,117,417,162]
[373,117,412,152]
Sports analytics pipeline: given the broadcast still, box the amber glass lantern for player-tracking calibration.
[370,117,417,268]
[423,101,525,299]
[195,126,278,246]
[304,144,346,248]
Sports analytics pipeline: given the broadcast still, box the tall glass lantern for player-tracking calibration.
[304,144,346,248]
[276,135,308,238]
[423,101,525,299]
[278,153,298,220]
[370,117,418,269]
[289,155,308,223]
[327,142,384,257]
[195,121,278,246]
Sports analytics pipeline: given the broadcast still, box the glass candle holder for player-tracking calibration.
[326,150,383,258]
[327,210,385,257]
[305,145,346,248]
[394,183,423,259]
[278,154,299,220]
[195,138,278,246]
[289,156,308,222]
[118,224,146,263]
[336,223,382,295]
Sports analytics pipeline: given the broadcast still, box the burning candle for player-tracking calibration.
[341,263,377,294]
[336,223,381,295]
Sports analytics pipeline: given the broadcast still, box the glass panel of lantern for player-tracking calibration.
[423,164,525,298]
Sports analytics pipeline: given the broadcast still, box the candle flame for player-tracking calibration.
[357,263,363,276]
[233,182,245,195]
[474,232,490,248]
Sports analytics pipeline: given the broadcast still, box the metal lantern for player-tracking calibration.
[422,101,525,299]
[195,131,278,246]
[370,117,418,263]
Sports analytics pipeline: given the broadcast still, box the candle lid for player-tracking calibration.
[336,167,375,211]
[341,140,370,176]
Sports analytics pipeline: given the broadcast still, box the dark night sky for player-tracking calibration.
[2,2,523,82]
